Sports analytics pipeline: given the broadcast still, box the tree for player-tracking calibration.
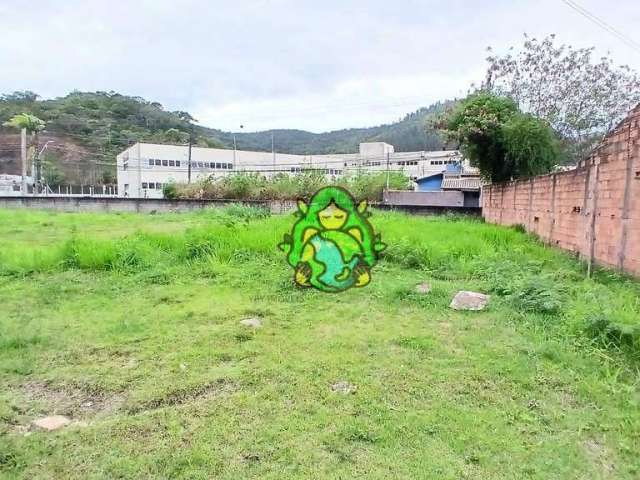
[2,112,45,133]
[163,128,189,143]
[197,136,224,148]
[484,34,640,162]
[501,113,559,178]
[99,169,116,185]
[444,92,559,182]
[3,113,46,181]
[0,91,38,103]
[42,161,66,186]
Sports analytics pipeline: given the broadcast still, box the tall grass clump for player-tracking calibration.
[171,171,412,202]
[583,312,640,362]
[0,205,279,275]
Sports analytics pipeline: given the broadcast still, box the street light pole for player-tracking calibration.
[233,125,243,170]
[187,125,193,184]
[386,152,390,190]
[233,133,237,165]
[35,140,54,195]
[271,131,275,175]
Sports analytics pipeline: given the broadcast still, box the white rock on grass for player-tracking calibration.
[331,381,357,395]
[31,415,71,431]
[240,317,262,328]
[450,291,490,311]
[415,282,431,294]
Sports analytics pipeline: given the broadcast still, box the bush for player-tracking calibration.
[507,276,565,315]
[163,182,178,199]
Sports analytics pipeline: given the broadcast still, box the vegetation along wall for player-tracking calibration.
[483,104,640,276]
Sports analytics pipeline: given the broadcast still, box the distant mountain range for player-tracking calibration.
[208,101,453,154]
[0,91,454,182]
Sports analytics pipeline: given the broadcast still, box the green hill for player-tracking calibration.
[0,91,452,178]
[214,102,451,154]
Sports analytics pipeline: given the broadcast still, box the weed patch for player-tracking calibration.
[584,313,640,361]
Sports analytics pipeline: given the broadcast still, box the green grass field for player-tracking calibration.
[1,207,639,479]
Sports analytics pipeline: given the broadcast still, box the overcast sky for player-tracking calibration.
[1,0,639,132]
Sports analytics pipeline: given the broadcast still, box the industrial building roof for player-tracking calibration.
[441,176,482,191]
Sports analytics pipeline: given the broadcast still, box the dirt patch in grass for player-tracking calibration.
[15,380,125,421]
[9,378,237,433]
[126,378,237,414]
[583,438,616,477]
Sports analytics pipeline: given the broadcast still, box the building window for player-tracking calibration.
[155,159,161,166]
[169,160,175,166]
[148,182,155,189]
[228,163,233,170]
[148,159,154,166]
[176,161,181,167]
[214,162,220,169]
[157,183,163,189]
[142,182,148,189]
[161,160,168,166]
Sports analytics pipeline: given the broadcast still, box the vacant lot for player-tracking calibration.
[1,207,639,479]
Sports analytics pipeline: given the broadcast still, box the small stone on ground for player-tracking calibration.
[450,291,489,311]
[240,317,262,328]
[331,381,357,394]
[31,415,71,431]
[415,282,431,294]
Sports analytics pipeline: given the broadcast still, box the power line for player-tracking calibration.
[560,0,640,54]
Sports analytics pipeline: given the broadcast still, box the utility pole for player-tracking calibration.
[271,131,276,175]
[233,133,237,165]
[35,141,54,196]
[385,151,390,190]
[30,129,41,195]
[187,125,193,183]
[20,128,27,195]
[233,125,243,170]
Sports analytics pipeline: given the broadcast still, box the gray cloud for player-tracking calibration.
[1,0,638,131]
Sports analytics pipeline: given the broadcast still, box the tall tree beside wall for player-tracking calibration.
[484,34,640,163]
[443,92,559,182]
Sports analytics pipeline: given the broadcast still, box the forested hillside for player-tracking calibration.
[0,91,450,182]
[213,102,450,154]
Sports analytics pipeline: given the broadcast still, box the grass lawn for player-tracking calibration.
[0,206,639,479]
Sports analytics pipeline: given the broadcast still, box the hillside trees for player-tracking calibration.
[0,91,206,159]
[0,91,449,159]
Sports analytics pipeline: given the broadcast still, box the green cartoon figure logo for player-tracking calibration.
[278,186,386,292]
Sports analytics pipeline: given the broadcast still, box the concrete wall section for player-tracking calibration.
[383,190,465,207]
[482,104,640,276]
[0,196,297,214]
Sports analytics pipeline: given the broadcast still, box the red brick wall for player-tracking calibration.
[483,105,640,276]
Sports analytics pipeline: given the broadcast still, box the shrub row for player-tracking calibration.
[164,171,412,202]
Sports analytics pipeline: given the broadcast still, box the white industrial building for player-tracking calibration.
[116,141,464,198]
[0,174,30,196]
